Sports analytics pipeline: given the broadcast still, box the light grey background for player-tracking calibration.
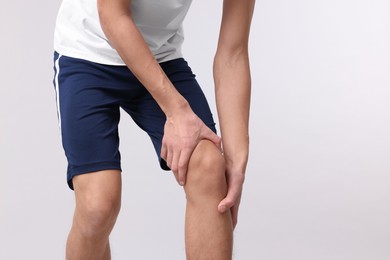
[1,0,389,259]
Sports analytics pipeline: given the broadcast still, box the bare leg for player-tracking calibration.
[184,140,233,260]
[66,170,121,260]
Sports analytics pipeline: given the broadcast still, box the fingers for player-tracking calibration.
[166,149,173,172]
[217,180,241,213]
[165,150,179,182]
[171,150,180,174]
[231,205,239,229]
[164,148,180,184]
[162,140,188,186]
[177,149,192,186]
[160,141,167,161]
[218,193,236,213]
[218,186,241,229]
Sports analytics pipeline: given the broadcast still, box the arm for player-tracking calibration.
[97,0,220,184]
[214,0,255,227]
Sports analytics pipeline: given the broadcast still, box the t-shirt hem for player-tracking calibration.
[54,45,184,66]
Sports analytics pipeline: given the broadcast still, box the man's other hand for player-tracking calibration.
[218,169,245,229]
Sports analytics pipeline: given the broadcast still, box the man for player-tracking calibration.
[53,0,254,259]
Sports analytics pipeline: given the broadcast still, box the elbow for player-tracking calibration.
[214,41,249,66]
[97,0,108,21]
[97,1,111,33]
[97,0,131,33]
[214,46,249,69]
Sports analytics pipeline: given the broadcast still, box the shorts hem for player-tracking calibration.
[159,158,171,171]
[67,161,122,190]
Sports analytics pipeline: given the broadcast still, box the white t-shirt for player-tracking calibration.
[54,0,192,65]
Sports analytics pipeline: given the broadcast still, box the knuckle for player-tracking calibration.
[171,165,178,173]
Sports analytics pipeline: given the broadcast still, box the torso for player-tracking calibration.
[54,0,192,65]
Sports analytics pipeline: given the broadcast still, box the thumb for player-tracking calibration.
[218,193,235,213]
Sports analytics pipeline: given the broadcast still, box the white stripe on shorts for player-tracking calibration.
[54,54,62,129]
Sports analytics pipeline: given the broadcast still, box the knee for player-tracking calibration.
[184,140,227,201]
[75,196,121,238]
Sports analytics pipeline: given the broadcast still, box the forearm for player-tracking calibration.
[213,0,254,175]
[98,3,189,115]
[214,50,251,174]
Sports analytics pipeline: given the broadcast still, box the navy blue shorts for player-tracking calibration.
[52,52,216,190]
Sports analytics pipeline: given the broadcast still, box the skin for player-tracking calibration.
[66,0,255,259]
[184,140,233,259]
[66,170,121,259]
[67,140,233,260]
[214,0,255,227]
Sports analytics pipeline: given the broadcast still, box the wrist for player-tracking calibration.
[227,168,246,184]
[164,97,191,118]
[224,154,248,175]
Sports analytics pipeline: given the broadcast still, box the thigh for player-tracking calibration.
[73,170,122,212]
[121,58,217,170]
